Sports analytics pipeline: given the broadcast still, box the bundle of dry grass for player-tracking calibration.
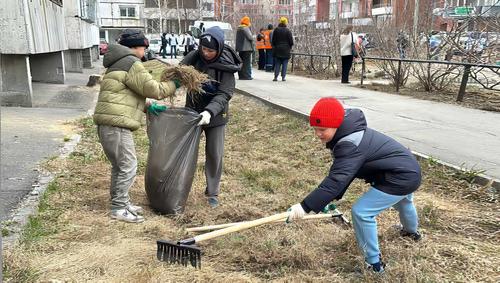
[161,65,210,94]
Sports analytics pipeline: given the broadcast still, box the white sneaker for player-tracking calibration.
[111,208,145,223]
[127,204,144,215]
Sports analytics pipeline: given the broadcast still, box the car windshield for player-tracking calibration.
[150,39,160,44]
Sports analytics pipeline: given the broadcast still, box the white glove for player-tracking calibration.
[287,203,306,222]
[198,111,211,126]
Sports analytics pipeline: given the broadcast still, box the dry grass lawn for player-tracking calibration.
[2,94,499,282]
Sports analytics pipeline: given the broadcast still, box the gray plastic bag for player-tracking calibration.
[145,107,201,214]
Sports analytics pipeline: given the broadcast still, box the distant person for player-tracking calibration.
[181,27,242,208]
[93,29,181,223]
[199,22,205,33]
[287,97,422,274]
[271,17,293,82]
[235,16,254,80]
[339,25,358,84]
[263,24,274,72]
[256,28,266,70]
[160,32,168,59]
[397,31,409,59]
[169,32,178,59]
[182,31,195,56]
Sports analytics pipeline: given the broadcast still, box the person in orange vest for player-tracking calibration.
[256,28,266,70]
[262,24,274,72]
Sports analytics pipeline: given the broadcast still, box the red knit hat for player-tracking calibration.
[309,97,345,128]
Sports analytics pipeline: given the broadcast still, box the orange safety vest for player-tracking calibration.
[256,33,266,50]
[262,30,272,49]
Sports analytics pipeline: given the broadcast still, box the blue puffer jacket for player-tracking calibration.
[301,109,422,213]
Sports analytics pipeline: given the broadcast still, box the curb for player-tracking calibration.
[235,88,500,191]
[2,134,82,248]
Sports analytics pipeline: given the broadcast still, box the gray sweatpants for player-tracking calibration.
[203,125,225,197]
[97,125,137,211]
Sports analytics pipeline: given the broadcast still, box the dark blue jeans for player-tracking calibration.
[265,49,274,72]
[274,57,289,79]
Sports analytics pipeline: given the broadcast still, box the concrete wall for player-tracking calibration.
[64,49,83,73]
[0,54,33,107]
[65,0,100,50]
[30,52,65,84]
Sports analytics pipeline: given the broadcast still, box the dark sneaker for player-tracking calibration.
[273,78,278,81]
[400,230,422,241]
[366,261,386,274]
[207,197,219,208]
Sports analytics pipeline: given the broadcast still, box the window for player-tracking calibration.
[49,0,63,6]
[145,0,158,8]
[203,2,214,11]
[120,6,136,18]
[241,0,256,4]
[278,0,291,5]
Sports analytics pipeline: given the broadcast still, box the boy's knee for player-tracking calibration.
[351,203,365,219]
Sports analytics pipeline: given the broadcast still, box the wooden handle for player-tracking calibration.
[187,213,340,233]
[193,212,289,243]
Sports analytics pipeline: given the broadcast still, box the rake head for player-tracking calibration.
[157,240,202,268]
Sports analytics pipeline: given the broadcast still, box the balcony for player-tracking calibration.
[371,4,392,16]
[340,11,359,18]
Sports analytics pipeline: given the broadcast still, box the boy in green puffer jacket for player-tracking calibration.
[93,29,180,223]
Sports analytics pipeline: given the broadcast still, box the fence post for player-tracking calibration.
[309,55,314,75]
[361,58,365,86]
[457,65,471,102]
[396,59,402,92]
[291,54,294,72]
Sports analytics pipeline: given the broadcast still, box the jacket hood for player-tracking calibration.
[103,44,136,68]
[326,108,367,149]
[199,27,242,72]
[200,26,225,63]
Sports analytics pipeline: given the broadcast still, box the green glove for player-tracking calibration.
[321,203,337,214]
[173,79,181,89]
[147,102,167,116]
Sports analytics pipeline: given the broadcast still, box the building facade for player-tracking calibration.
[143,0,215,36]
[0,0,100,107]
[99,0,145,43]
[64,0,100,72]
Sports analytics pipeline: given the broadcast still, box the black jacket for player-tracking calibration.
[271,25,294,59]
[181,27,242,128]
[301,109,422,213]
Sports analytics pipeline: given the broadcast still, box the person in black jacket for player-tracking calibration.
[160,32,168,59]
[287,97,422,273]
[181,26,242,208]
[271,17,293,81]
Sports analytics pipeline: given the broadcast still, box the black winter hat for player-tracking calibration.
[119,29,149,48]
[200,34,219,51]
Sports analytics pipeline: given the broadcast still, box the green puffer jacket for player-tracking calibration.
[93,44,176,131]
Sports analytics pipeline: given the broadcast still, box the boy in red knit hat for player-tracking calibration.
[287,97,422,273]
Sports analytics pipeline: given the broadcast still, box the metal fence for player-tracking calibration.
[360,56,500,102]
[290,52,332,74]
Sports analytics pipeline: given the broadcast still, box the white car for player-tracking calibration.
[148,38,162,54]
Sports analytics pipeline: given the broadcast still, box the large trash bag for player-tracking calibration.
[145,107,202,214]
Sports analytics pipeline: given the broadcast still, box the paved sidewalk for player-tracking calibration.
[236,70,500,180]
[1,66,101,221]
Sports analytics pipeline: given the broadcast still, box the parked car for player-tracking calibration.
[99,39,108,55]
[148,38,162,54]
